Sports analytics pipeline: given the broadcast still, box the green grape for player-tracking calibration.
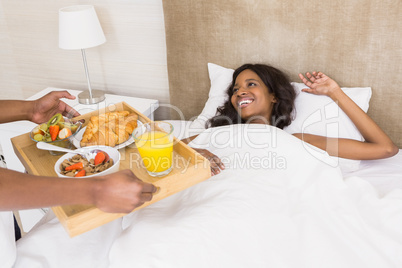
[33,134,44,141]
[39,123,48,132]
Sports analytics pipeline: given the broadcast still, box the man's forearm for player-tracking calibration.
[0,168,96,211]
[0,100,34,123]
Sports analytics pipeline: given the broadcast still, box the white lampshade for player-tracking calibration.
[59,5,106,50]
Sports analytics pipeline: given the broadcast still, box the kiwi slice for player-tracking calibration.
[47,113,64,127]
[58,122,79,133]
[57,121,67,128]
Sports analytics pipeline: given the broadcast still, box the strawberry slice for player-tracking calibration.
[103,151,110,162]
[49,125,60,141]
[74,169,86,177]
[65,162,84,171]
[94,152,106,165]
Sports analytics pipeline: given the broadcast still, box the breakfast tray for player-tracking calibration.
[11,102,211,237]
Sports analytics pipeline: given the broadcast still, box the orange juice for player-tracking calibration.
[136,131,173,173]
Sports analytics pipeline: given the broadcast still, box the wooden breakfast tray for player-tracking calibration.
[11,102,211,237]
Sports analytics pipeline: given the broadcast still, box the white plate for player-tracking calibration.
[72,121,142,150]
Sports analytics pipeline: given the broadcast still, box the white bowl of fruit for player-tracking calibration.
[30,113,82,155]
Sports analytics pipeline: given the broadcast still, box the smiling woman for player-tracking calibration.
[208,64,296,129]
[185,63,398,175]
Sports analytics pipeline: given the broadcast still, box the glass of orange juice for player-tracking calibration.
[132,121,174,177]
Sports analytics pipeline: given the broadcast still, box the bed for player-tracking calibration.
[14,1,402,267]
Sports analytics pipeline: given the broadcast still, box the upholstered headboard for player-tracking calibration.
[162,0,402,147]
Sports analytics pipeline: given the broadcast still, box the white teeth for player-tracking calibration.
[239,99,253,106]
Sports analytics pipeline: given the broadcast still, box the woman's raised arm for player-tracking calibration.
[294,71,398,160]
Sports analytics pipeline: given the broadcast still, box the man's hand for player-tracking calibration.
[92,169,157,213]
[31,91,80,124]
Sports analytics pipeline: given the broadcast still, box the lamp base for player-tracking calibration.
[78,90,105,104]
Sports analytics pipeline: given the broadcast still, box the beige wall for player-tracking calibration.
[0,0,169,118]
[163,0,402,147]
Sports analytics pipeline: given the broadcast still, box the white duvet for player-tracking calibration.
[16,125,402,268]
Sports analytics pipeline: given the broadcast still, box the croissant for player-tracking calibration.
[80,111,138,147]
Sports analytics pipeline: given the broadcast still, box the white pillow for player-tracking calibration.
[284,82,372,140]
[191,63,372,142]
[284,82,371,173]
[189,63,233,132]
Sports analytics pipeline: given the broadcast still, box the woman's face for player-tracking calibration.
[230,69,276,124]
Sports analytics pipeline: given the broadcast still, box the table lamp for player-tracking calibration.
[59,5,106,104]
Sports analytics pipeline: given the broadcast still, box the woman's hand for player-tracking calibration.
[193,148,225,176]
[298,71,341,97]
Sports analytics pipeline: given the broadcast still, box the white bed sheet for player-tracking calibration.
[343,151,402,197]
[167,120,402,196]
[14,122,402,268]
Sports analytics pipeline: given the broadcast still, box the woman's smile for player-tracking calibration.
[237,97,254,109]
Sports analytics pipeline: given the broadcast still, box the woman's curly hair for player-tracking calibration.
[207,63,296,129]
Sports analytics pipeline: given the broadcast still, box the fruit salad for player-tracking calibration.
[31,113,81,142]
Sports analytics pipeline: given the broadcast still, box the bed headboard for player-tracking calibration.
[162,1,402,148]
